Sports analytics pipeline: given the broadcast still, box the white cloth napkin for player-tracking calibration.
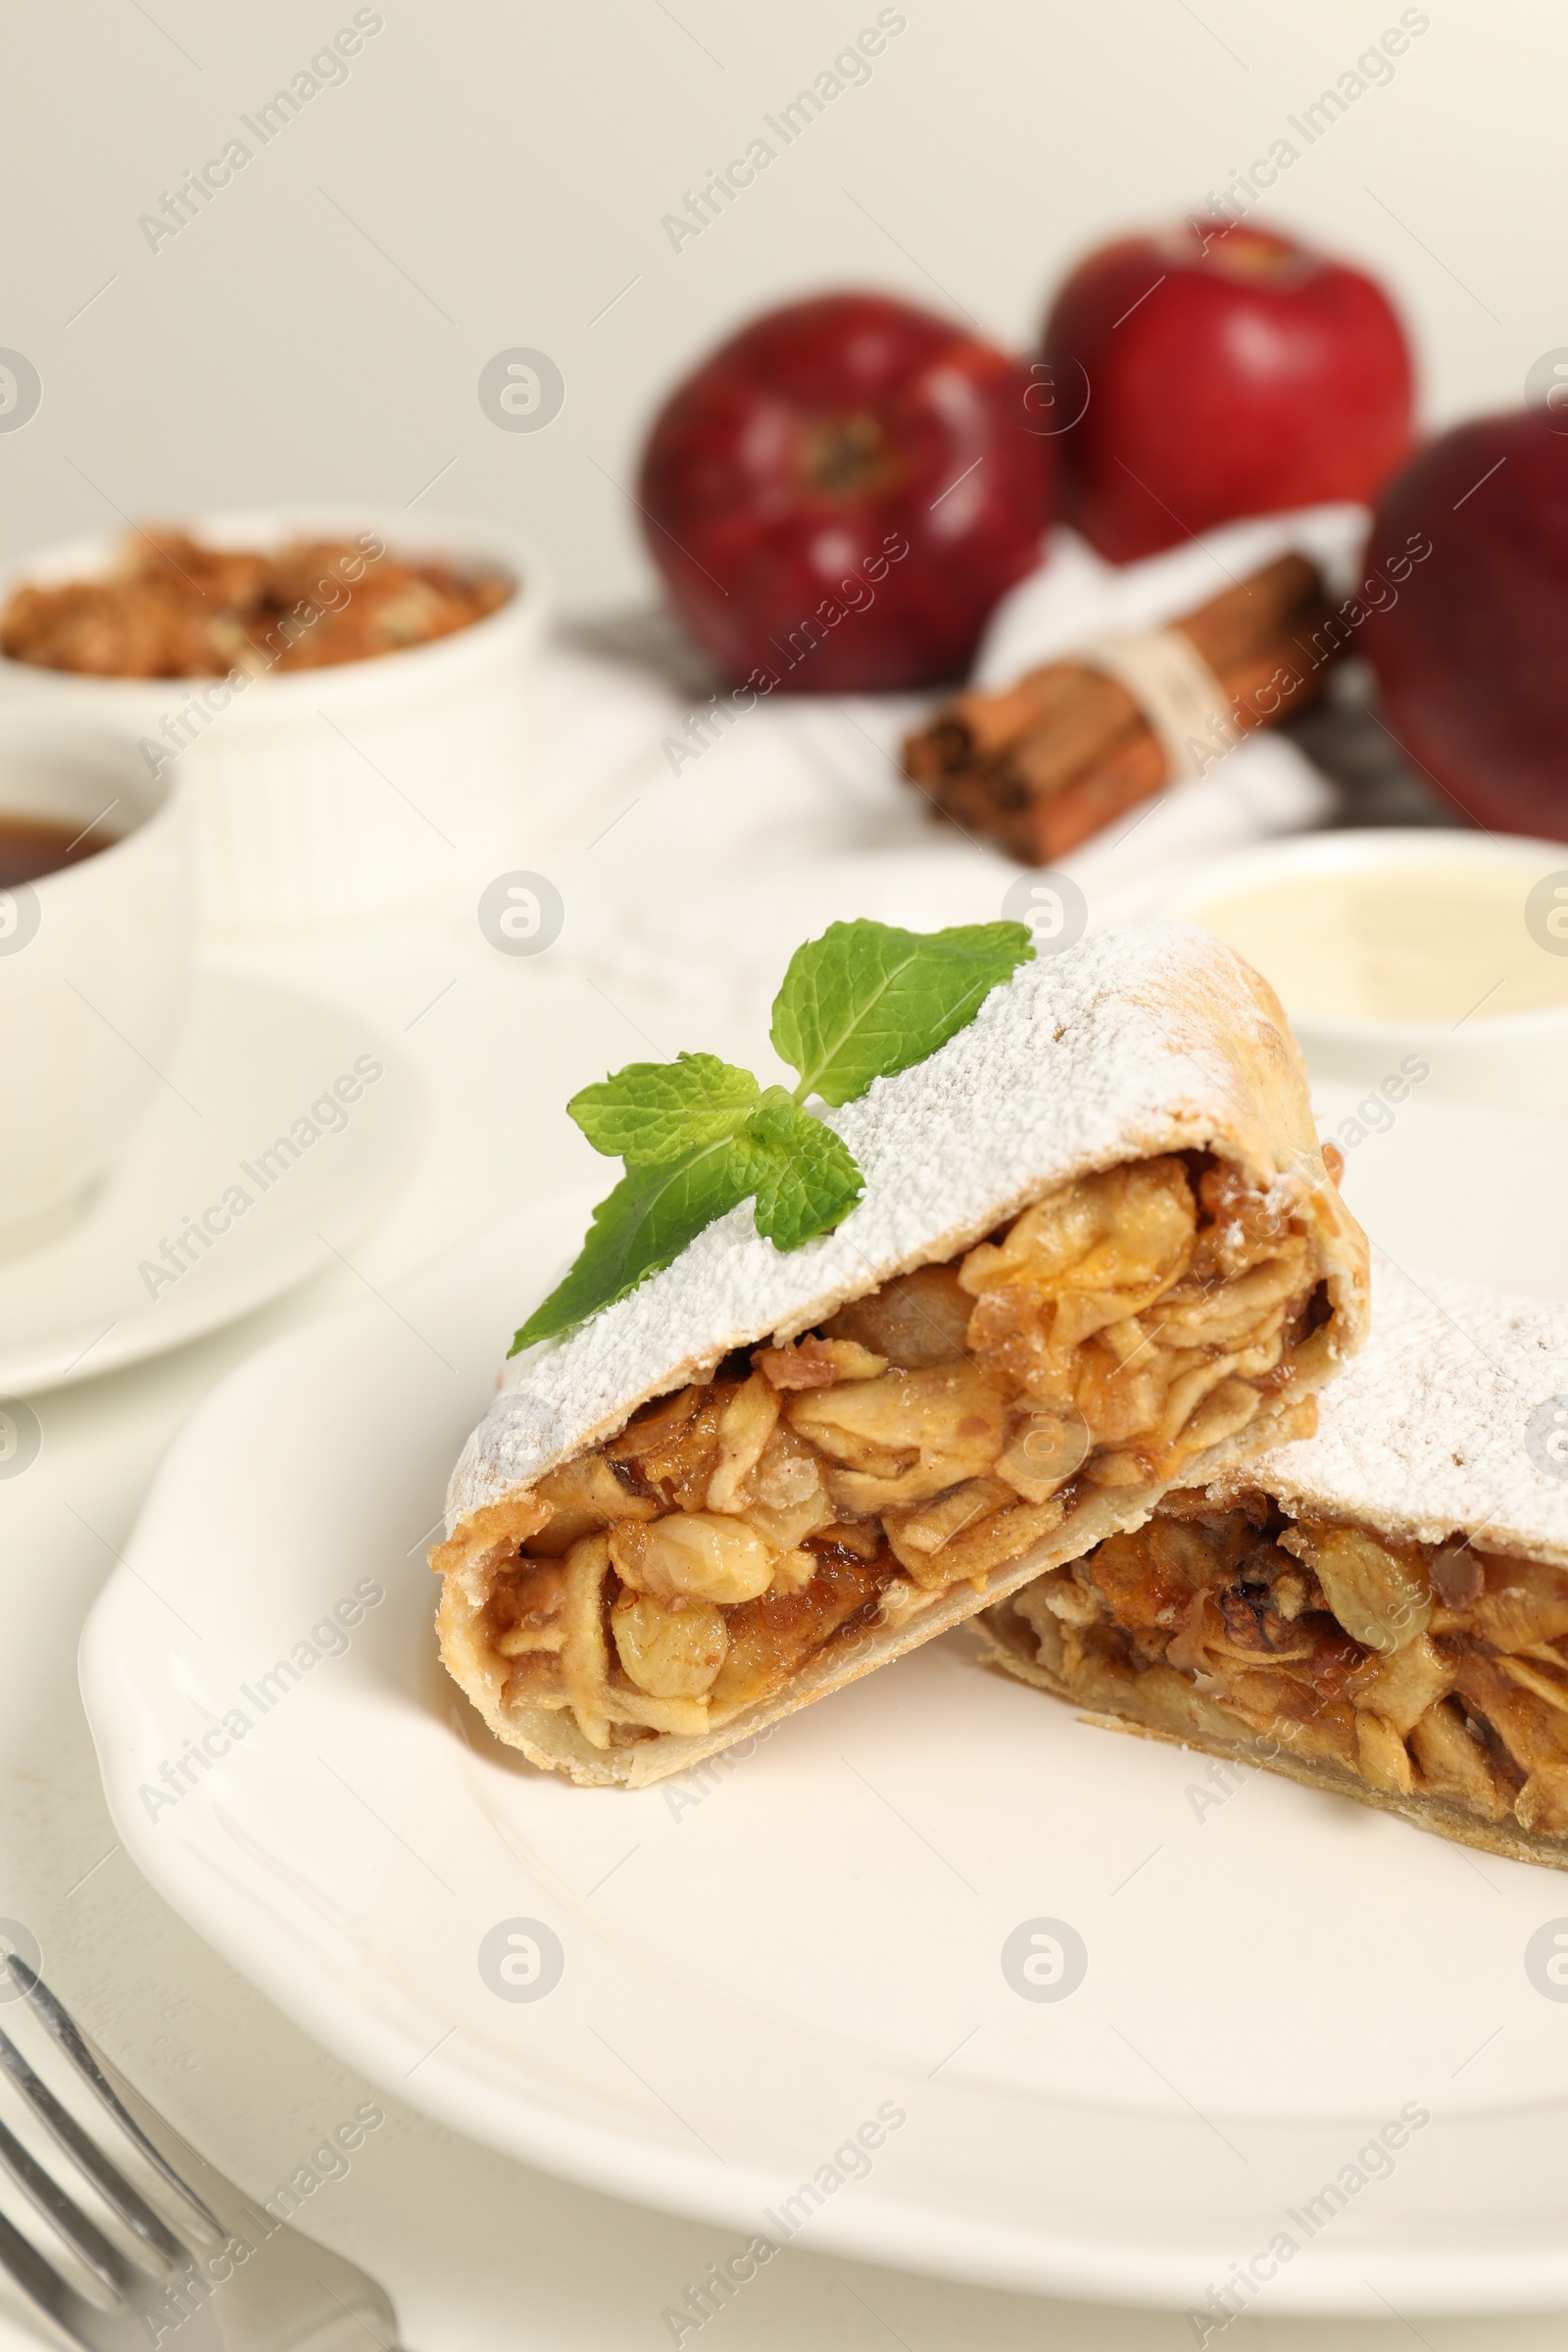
[549,505,1368,1018]
[974,501,1367,682]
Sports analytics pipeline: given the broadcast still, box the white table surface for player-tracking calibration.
[1,682,1562,2352]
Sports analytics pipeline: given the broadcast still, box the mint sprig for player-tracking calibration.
[772,918,1040,1105]
[570,1053,760,1162]
[511,918,1034,1352]
[733,1088,863,1250]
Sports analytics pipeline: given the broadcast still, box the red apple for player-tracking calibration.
[1042,221,1415,562]
[637,292,1053,693]
[1363,410,1568,837]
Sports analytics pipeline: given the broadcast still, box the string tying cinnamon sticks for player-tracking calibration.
[902,554,1345,864]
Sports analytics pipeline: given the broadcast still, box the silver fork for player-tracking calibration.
[0,1956,406,2352]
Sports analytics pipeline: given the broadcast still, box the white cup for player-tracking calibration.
[0,722,192,1255]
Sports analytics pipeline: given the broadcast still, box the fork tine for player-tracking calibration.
[5,1961,223,2245]
[0,2024,187,2268]
[0,2201,95,2352]
[0,2109,135,2298]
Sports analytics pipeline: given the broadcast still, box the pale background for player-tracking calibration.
[3,6,1564,2351]
[1,0,1554,611]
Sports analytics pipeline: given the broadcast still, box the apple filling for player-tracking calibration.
[483,1153,1331,1749]
[1008,1497,1568,1843]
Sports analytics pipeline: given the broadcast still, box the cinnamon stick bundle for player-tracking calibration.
[903,555,1344,864]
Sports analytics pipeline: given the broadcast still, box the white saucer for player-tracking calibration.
[77,1156,1568,2318]
[0,970,420,1394]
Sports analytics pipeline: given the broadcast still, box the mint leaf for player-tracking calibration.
[771,918,1035,1107]
[514,919,1035,1345]
[568,1053,759,1165]
[734,1088,864,1251]
[511,1143,754,1351]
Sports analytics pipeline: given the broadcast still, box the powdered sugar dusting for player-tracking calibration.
[445,921,1334,1532]
[1225,1256,1568,1562]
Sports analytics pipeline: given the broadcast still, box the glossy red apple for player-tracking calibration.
[637,292,1053,693]
[1363,410,1568,837]
[1042,221,1415,562]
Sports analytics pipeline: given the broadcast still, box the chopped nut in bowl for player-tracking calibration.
[0,509,550,934]
[0,530,514,678]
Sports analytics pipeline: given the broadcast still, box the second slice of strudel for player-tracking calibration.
[983,1267,1568,1868]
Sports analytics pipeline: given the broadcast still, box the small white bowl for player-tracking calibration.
[1159,827,1568,1111]
[0,507,551,937]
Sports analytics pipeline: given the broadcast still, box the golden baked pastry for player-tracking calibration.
[432,924,1368,1786]
[983,1265,1568,1868]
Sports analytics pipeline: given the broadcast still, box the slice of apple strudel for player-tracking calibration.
[982,1266,1568,1867]
[432,924,1368,1788]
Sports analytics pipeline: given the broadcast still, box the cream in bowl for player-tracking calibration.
[1160,829,1568,1109]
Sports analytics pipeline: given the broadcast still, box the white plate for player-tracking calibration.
[1316,1080,1568,1298]
[79,1133,1568,2318]
[0,971,420,1393]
